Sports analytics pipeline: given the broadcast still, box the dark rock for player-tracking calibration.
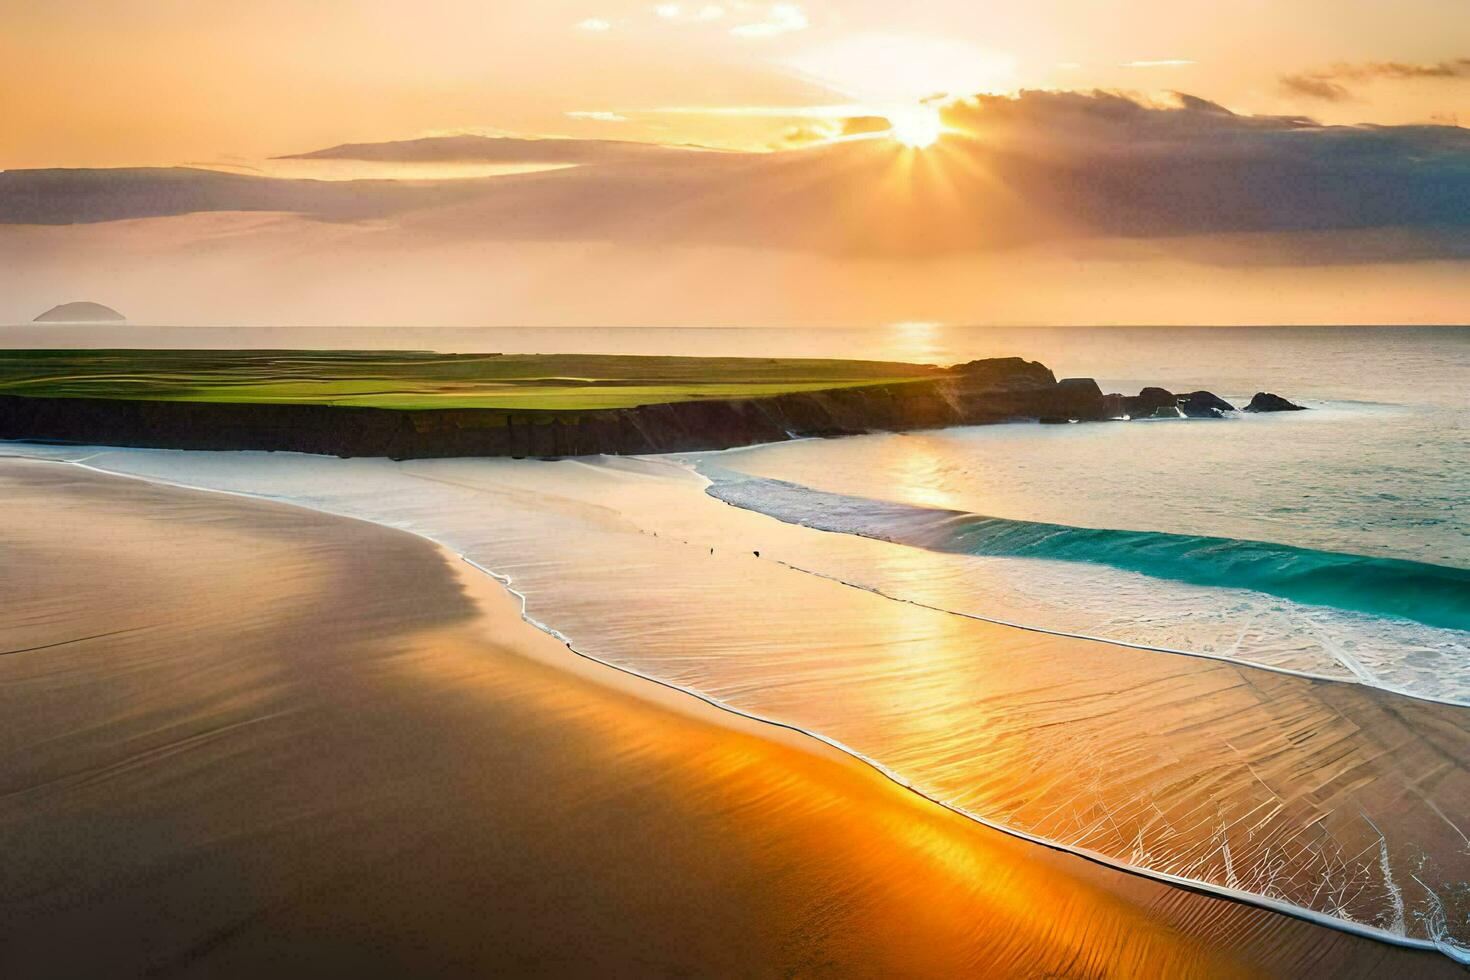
[1177,390,1235,418]
[1051,378,1107,421]
[1181,390,1235,412]
[1146,405,1183,419]
[1243,392,1307,413]
[951,357,1056,388]
[1110,386,1176,419]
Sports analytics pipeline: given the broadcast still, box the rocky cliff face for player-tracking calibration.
[0,358,1287,459]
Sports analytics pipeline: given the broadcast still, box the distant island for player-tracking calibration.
[33,302,126,323]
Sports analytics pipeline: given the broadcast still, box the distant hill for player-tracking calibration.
[34,302,126,322]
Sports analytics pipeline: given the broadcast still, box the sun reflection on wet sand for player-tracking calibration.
[10,445,1470,958]
[5,458,1447,975]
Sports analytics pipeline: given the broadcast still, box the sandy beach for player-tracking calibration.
[0,457,1458,978]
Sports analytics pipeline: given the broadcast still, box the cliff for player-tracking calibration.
[0,357,1113,459]
[0,354,1290,459]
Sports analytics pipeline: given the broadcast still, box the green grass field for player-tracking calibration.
[0,350,940,411]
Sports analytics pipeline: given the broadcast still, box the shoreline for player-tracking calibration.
[0,455,1463,974]
[467,555,1470,966]
[17,448,1470,965]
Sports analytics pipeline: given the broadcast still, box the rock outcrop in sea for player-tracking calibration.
[1243,392,1307,412]
[1177,391,1236,418]
[1100,387,1239,420]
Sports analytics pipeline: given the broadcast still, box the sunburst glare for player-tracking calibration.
[887,105,944,148]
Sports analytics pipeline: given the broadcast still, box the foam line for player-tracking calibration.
[700,469,1470,633]
[693,470,1470,710]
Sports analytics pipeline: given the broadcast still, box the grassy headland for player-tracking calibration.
[0,349,1100,457]
[0,349,938,411]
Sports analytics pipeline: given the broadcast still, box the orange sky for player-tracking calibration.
[4,0,1469,167]
[1,2,1467,326]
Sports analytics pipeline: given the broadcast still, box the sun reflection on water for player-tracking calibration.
[887,320,947,365]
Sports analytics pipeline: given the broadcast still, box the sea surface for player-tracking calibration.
[3,324,1468,960]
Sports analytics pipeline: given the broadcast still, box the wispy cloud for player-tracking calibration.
[1281,57,1470,101]
[1122,59,1195,69]
[566,110,630,122]
[730,3,809,38]
[1331,58,1470,80]
[580,3,769,35]
[650,2,730,24]
[778,114,892,146]
[1279,74,1353,102]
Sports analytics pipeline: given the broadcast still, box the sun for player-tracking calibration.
[887,104,943,149]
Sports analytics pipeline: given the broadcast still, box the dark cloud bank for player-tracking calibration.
[3,91,1467,264]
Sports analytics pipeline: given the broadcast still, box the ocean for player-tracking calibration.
[3,324,1467,960]
[696,327,1469,699]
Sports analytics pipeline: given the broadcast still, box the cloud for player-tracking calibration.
[924,90,1469,253]
[1121,60,1195,68]
[1281,57,1470,100]
[1279,74,1353,102]
[6,92,1468,266]
[730,3,808,38]
[647,2,727,25]
[839,116,891,136]
[566,111,630,122]
[776,123,831,146]
[936,89,1287,136]
[1332,58,1470,81]
[273,134,696,164]
[575,2,803,39]
[778,114,891,146]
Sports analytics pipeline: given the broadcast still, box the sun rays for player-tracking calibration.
[886,104,944,148]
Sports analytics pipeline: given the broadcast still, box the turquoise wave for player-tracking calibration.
[703,468,1470,634]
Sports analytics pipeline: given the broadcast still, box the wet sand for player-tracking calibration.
[0,458,1457,977]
